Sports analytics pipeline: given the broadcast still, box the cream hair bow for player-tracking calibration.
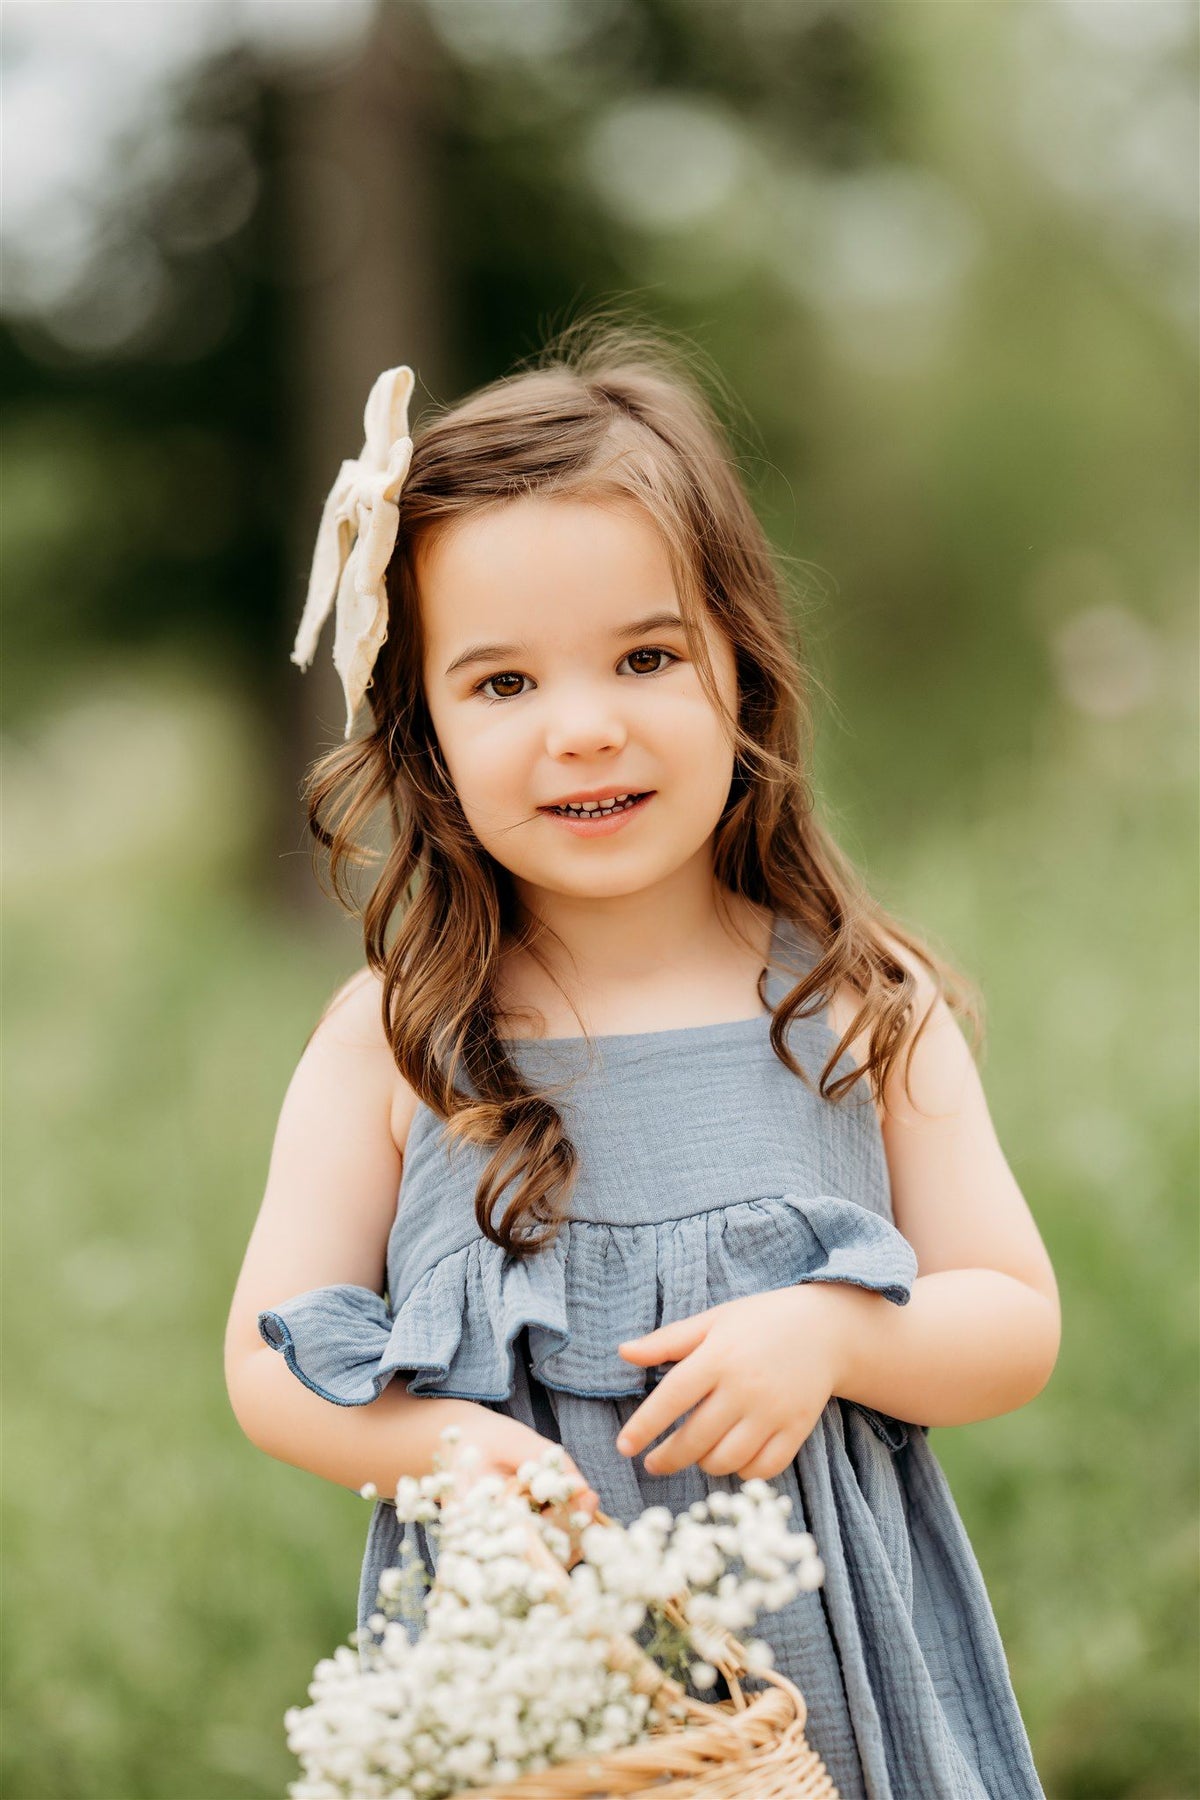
[291,364,416,739]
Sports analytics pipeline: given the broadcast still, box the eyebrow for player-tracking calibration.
[443,611,687,678]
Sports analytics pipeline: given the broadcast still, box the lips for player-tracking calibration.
[540,791,655,832]
[539,789,652,811]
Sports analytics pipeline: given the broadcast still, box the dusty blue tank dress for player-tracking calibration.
[258,914,1045,1799]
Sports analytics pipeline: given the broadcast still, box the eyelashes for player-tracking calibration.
[470,646,681,704]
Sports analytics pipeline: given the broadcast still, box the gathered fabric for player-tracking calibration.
[260,915,1046,1800]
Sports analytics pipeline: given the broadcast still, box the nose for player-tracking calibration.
[542,686,629,760]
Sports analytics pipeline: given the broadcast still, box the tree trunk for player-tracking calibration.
[270,0,452,922]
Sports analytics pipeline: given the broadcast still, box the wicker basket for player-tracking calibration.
[439,1483,842,1800]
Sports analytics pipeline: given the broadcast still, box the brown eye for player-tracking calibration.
[476,671,527,700]
[622,647,677,676]
[473,648,678,704]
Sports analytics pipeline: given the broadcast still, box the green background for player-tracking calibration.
[4,2,1196,1795]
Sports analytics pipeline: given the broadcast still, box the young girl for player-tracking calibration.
[225,321,1058,1799]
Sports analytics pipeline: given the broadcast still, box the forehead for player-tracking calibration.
[416,497,676,635]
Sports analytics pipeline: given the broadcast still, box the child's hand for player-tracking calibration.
[439,1411,601,1564]
[615,1286,851,1483]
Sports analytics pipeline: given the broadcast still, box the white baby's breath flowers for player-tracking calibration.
[283,1426,826,1799]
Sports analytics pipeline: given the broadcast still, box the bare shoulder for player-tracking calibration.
[314,966,421,1158]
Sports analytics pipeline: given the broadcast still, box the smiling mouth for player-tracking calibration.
[541,792,653,818]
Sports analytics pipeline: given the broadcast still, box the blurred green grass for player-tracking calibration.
[4,649,1196,1799]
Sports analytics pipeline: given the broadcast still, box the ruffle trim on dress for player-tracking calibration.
[258,1191,921,1441]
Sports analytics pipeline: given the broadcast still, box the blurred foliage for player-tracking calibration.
[3,1,1196,1795]
[0,53,292,710]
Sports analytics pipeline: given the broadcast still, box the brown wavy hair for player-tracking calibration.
[297,308,981,1257]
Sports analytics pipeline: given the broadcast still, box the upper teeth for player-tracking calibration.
[560,793,633,811]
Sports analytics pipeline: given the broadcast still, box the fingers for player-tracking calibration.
[442,1423,600,1519]
[735,1429,797,1482]
[617,1307,711,1364]
[638,1390,740,1478]
[616,1360,715,1462]
[555,1459,595,1512]
[560,1465,599,1514]
[519,1436,598,1515]
[693,1418,769,1478]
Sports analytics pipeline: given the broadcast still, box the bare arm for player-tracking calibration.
[223,969,598,1513]
[833,1269,1059,1427]
[829,943,1061,1426]
[229,1348,490,1497]
[224,969,498,1495]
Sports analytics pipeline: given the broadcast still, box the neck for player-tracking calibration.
[507,869,772,992]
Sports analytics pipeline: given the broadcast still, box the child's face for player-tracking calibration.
[418,496,740,908]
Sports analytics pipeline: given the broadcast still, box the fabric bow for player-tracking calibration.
[291,364,416,739]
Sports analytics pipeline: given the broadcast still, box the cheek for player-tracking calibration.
[429,691,499,764]
[659,684,738,779]
[442,715,531,812]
